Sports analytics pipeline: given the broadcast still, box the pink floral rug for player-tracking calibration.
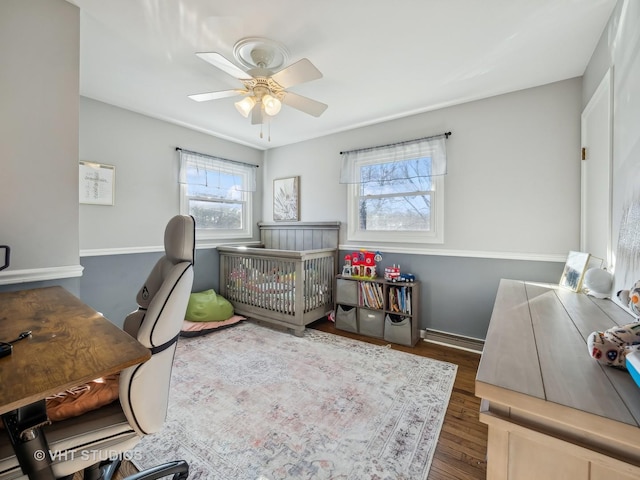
[133,321,456,479]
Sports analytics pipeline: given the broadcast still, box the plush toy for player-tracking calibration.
[587,322,640,368]
[617,280,640,317]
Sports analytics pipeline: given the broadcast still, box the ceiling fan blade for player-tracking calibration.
[251,105,264,125]
[188,89,246,102]
[281,92,328,117]
[271,58,322,89]
[195,52,253,81]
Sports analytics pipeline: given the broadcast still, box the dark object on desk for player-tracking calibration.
[0,331,32,358]
[5,331,32,344]
[0,245,9,272]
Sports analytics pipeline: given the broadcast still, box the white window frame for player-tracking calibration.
[179,155,254,241]
[346,159,444,244]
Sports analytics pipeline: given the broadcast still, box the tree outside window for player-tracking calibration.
[179,151,255,240]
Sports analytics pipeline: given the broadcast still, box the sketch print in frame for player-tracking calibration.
[559,250,591,292]
[273,176,299,221]
[79,161,115,205]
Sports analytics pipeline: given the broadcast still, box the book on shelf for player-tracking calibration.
[359,281,383,309]
[373,282,383,308]
[388,285,412,314]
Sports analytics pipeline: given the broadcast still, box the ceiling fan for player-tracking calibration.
[188,37,328,126]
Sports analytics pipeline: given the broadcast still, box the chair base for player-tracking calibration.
[123,460,188,480]
[83,460,121,480]
[68,460,188,480]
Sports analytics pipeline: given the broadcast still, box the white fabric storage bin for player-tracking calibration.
[335,304,357,332]
[384,314,412,345]
[358,309,384,338]
[336,279,358,305]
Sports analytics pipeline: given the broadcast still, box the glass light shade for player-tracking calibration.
[263,95,282,116]
[235,96,256,118]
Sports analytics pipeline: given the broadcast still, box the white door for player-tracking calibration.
[581,68,612,268]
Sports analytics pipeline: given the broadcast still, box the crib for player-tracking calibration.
[218,222,339,335]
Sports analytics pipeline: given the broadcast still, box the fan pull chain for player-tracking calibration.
[257,116,272,142]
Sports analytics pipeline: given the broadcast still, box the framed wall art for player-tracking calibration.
[79,161,115,205]
[273,176,299,221]
[559,250,591,292]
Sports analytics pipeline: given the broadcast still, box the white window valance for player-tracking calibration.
[339,133,449,184]
[177,148,257,193]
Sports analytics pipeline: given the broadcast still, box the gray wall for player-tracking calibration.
[3,0,626,341]
[80,248,220,328]
[0,0,81,289]
[79,97,264,252]
[264,79,581,259]
[266,79,582,339]
[76,98,262,325]
[0,0,263,316]
[351,251,564,337]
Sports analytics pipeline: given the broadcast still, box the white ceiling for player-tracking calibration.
[67,0,616,150]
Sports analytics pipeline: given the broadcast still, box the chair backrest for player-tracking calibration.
[119,215,195,435]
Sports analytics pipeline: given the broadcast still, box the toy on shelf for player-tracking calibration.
[342,254,353,277]
[399,273,416,282]
[383,264,416,282]
[384,265,400,281]
[348,250,378,279]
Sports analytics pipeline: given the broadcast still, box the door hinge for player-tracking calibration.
[581,147,587,160]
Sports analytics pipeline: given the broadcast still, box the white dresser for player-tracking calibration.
[476,279,640,479]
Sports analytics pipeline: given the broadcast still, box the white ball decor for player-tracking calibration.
[583,268,613,298]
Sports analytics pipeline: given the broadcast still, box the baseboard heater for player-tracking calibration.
[420,328,484,353]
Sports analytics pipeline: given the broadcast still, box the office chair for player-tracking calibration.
[0,215,195,480]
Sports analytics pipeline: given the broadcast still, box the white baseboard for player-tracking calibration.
[420,329,484,354]
[0,265,84,285]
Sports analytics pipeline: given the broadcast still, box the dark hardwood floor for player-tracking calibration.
[108,319,487,480]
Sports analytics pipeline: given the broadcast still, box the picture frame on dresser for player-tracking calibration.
[559,250,591,292]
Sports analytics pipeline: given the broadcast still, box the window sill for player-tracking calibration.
[346,231,443,244]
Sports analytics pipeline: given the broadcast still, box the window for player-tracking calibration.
[342,135,447,244]
[178,150,256,240]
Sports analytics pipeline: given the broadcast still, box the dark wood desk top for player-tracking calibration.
[0,286,151,415]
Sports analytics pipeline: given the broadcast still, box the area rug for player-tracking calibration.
[132,321,457,480]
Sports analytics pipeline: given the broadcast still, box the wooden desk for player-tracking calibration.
[0,286,151,479]
[476,279,640,480]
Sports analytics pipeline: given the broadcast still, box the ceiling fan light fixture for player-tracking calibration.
[190,39,327,137]
[235,96,256,118]
[263,94,282,116]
